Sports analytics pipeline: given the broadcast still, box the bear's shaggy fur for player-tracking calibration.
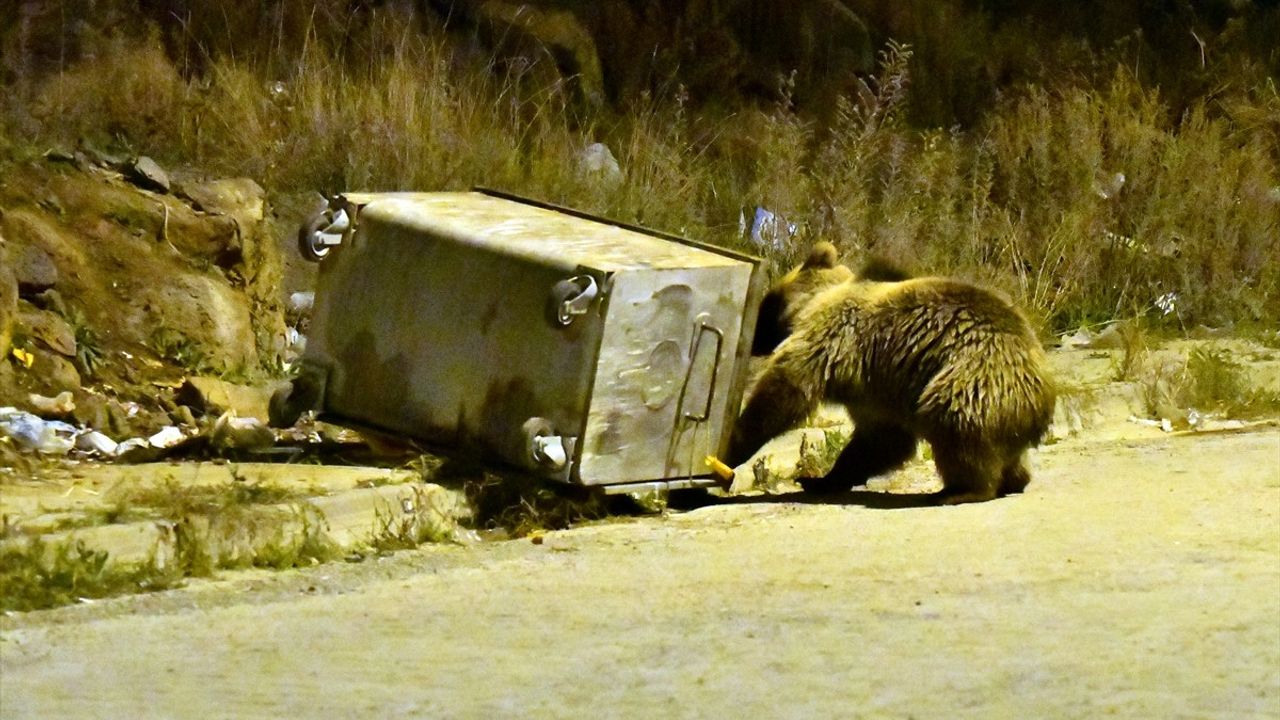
[730,242,1056,504]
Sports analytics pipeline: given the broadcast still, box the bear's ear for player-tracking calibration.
[803,242,839,270]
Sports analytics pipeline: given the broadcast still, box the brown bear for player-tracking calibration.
[730,242,1056,504]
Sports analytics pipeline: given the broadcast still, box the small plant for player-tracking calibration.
[0,538,181,612]
[1109,320,1151,382]
[1137,342,1280,423]
[796,428,850,479]
[368,495,452,554]
[147,326,209,372]
[1182,346,1247,412]
[62,307,105,378]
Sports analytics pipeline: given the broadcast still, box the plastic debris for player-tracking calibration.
[744,206,797,251]
[1130,415,1176,433]
[11,347,34,368]
[76,430,119,455]
[288,292,315,315]
[113,438,153,462]
[0,407,77,454]
[285,326,307,355]
[147,425,187,449]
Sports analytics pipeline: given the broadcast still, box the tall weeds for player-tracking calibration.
[1,22,1275,333]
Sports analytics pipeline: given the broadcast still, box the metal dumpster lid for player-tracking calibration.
[340,190,747,272]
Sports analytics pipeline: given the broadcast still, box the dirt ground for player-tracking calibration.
[1,427,1277,719]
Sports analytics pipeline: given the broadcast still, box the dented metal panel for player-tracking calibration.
[296,190,763,487]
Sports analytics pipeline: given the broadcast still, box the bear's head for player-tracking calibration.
[751,243,915,355]
[751,242,854,355]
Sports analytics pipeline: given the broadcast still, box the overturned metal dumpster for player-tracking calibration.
[275,190,765,493]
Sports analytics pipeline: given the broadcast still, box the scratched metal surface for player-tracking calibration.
[302,192,761,485]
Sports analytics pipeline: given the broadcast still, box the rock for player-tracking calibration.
[176,376,282,421]
[1,159,285,382]
[8,243,58,295]
[169,404,198,428]
[43,147,78,164]
[126,156,170,193]
[0,250,15,358]
[79,142,128,168]
[178,178,266,231]
[577,143,622,184]
[105,400,138,438]
[71,392,110,431]
[23,348,82,397]
[15,304,76,357]
[1189,323,1233,340]
[30,288,68,316]
[28,390,75,416]
[1087,323,1128,349]
[209,411,275,451]
[1059,329,1093,349]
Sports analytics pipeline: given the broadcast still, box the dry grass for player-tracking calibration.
[1,19,1276,334]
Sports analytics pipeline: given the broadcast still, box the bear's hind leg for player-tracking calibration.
[928,438,1003,505]
[800,422,916,494]
[999,450,1032,496]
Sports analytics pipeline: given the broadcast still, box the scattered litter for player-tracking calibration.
[288,292,315,315]
[76,430,119,455]
[147,425,188,449]
[1128,415,1174,433]
[0,407,77,454]
[209,411,275,451]
[11,347,34,368]
[285,326,307,356]
[1059,329,1093,349]
[743,206,797,251]
[113,438,153,462]
[1154,292,1179,316]
[28,391,75,415]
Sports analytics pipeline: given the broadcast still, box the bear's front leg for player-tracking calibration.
[727,351,824,466]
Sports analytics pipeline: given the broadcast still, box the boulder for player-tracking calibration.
[8,242,58,295]
[0,164,285,374]
[15,303,76,357]
[0,246,15,357]
[126,156,171,193]
[178,177,266,231]
[22,347,82,398]
[176,375,284,422]
[577,143,622,184]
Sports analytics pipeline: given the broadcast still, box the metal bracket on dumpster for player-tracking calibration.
[298,204,352,261]
[523,417,577,477]
[549,275,600,326]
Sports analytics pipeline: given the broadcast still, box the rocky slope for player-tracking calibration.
[0,152,292,443]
